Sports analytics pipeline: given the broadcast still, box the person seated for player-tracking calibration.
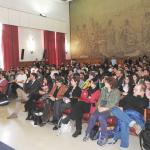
[37,76,52,96]
[110,84,149,150]
[144,77,150,108]
[48,77,68,124]
[24,73,41,96]
[31,65,38,73]
[98,76,105,90]
[79,72,85,88]
[5,70,17,98]
[53,75,81,130]
[26,76,51,107]
[121,76,133,97]
[132,74,139,87]
[81,71,96,90]
[0,72,8,94]
[9,73,41,119]
[62,77,101,138]
[116,69,124,91]
[14,69,27,103]
[83,77,120,145]
[0,72,8,105]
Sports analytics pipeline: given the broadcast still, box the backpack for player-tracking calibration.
[90,125,100,140]
[139,120,150,150]
[0,93,9,106]
[90,125,115,141]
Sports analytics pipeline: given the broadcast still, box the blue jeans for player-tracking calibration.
[111,107,145,148]
[85,110,111,139]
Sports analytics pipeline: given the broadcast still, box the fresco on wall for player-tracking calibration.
[70,0,150,58]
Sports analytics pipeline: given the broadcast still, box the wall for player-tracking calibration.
[70,0,150,59]
[0,0,71,60]
[0,0,69,33]
[18,27,44,62]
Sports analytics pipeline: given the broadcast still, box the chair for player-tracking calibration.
[63,108,117,127]
[144,108,150,121]
[63,107,149,136]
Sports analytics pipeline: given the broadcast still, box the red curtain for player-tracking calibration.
[44,31,56,65]
[56,32,66,66]
[2,24,19,71]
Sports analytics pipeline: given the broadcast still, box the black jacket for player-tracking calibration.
[119,94,149,115]
[64,86,81,99]
[24,80,41,95]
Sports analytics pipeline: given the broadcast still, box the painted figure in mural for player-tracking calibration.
[119,19,137,53]
[94,22,104,56]
[81,24,89,56]
[88,18,97,59]
[71,25,82,56]
[141,12,150,51]
[105,19,116,55]
[89,18,103,58]
[88,18,107,58]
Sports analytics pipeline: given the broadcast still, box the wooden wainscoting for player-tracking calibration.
[74,58,102,64]
[19,61,37,67]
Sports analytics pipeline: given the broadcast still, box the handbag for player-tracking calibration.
[63,97,71,104]
[57,116,72,135]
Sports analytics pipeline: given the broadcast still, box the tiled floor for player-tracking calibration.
[0,102,141,150]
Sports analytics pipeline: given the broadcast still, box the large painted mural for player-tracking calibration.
[70,0,150,59]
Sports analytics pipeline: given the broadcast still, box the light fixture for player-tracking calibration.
[40,13,47,17]
[61,0,73,2]
[27,36,35,54]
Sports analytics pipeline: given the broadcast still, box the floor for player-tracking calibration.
[0,102,141,150]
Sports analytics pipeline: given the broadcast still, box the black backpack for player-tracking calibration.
[139,120,150,150]
[0,93,9,106]
[90,125,100,140]
[90,125,115,141]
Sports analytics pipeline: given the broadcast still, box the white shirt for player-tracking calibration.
[31,67,38,73]
[111,58,117,66]
[16,74,27,88]
[50,70,59,79]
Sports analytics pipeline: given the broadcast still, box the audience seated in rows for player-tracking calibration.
[83,77,120,145]
[0,55,150,150]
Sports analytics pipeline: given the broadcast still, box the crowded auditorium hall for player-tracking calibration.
[0,0,150,150]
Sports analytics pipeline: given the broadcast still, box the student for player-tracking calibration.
[48,77,68,124]
[62,77,100,137]
[53,76,81,130]
[83,77,120,145]
[8,73,41,119]
[111,84,149,149]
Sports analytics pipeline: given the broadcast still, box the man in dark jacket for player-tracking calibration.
[111,84,149,150]
[7,73,41,119]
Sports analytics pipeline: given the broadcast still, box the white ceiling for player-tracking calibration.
[0,0,69,21]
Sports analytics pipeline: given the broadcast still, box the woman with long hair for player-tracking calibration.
[83,77,121,146]
[62,77,101,137]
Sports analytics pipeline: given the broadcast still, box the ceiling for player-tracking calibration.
[0,0,70,21]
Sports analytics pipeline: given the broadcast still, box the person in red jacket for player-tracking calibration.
[62,77,101,137]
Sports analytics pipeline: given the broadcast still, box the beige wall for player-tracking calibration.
[70,0,150,59]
